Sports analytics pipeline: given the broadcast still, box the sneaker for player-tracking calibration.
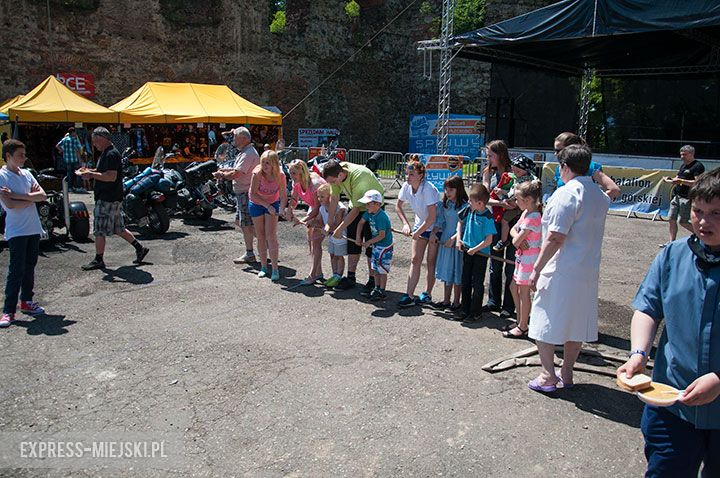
[360,288,372,298]
[431,301,451,310]
[0,313,14,327]
[492,240,508,252]
[362,278,376,294]
[334,276,357,290]
[416,292,432,305]
[19,301,45,315]
[324,276,341,288]
[481,304,500,313]
[134,246,149,264]
[446,303,462,313]
[81,258,105,270]
[369,289,387,301]
[398,294,416,308]
[463,314,480,323]
[658,242,669,248]
[271,270,280,282]
[233,252,256,264]
[258,267,268,278]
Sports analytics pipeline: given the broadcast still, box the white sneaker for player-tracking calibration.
[233,252,256,264]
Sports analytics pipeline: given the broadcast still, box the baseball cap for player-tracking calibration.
[358,189,383,204]
[510,152,535,172]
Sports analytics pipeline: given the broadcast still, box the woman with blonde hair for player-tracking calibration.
[248,150,287,282]
[285,159,326,284]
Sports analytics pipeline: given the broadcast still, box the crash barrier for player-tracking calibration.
[541,162,679,219]
[346,150,405,181]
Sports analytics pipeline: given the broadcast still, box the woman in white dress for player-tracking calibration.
[527,144,611,392]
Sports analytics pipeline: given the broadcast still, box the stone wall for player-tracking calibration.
[0,0,551,152]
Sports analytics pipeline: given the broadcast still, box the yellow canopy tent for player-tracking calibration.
[0,95,24,115]
[7,76,119,123]
[109,82,282,125]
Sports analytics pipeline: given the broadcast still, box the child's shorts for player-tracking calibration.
[502,207,521,223]
[248,200,280,218]
[328,239,347,256]
[371,244,394,275]
[419,229,442,240]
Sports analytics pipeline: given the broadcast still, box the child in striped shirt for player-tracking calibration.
[503,180,543,339]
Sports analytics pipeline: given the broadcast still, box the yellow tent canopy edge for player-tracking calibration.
[7,76,119,123]
[109,82,282,126]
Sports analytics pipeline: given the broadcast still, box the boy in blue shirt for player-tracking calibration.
[357,189,393,301]
[617,167,720,477]
[456,184,496,322]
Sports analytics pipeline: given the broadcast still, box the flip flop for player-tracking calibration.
[528,377,558,393]
[556,373,574,389]
[502,326,528,339]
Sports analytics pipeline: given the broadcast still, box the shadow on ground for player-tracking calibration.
[13,314,77,336]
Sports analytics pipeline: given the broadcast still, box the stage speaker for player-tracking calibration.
[485,97,515,146]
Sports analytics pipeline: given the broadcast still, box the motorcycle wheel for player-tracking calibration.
[194,206,213,220]
[69,216,90,242]
[148,203,170,234]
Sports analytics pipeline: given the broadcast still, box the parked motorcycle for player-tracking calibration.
[122,165,174,235]
[172,160,219,220]
[0,168,90,242]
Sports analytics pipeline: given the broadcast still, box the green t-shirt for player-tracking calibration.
[330,162,384,210]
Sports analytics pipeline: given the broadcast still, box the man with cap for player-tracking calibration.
[492,152,538,252]
[79,127,149,270]
[213,127,260,263]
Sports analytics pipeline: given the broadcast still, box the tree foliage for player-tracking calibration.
[454,0,486,34]
[270,10,286,34]
[345,1,361,19]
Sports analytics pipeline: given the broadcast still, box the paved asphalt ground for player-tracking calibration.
[0,184,686,476]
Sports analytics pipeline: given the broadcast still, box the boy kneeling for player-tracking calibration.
[617,167,720,477]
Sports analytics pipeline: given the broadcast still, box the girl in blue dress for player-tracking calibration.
[433,175,468,312]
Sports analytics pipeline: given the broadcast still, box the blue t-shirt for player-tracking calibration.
[362,209,393,248]
[555,160,602,188]
[458,206,496,254]
[633,238,720,430]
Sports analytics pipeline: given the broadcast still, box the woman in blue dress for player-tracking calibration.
[433,175,468,313]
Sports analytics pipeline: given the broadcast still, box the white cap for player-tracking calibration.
[358,189,383,204]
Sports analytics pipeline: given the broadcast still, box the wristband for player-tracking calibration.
[628,350,647,359]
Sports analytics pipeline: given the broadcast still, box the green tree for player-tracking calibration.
[270,10,286,34]
[345,1,360,19]
[454,0,485,34]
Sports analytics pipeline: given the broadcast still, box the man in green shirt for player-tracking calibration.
[323,160,385,292]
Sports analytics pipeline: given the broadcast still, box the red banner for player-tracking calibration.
[56,73,95,97]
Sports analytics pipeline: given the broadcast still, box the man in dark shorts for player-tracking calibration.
[323,160,385,293]
[662,144,705,247]
[80,127,149,270]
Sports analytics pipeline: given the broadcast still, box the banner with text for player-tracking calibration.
[298,128,340,148]
[409,114,484,158]
[417,154,466,191]
[541,163,677,216]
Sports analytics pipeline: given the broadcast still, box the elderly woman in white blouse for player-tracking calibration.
[527,144,611,392]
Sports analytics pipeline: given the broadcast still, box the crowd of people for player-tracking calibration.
[1,126,718,476]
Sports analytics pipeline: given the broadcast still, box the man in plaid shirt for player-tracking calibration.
[55,127,83,191]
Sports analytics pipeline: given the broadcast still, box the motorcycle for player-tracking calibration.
[0,168,90,243]
[172,160,219,220]
[122,164,174,235]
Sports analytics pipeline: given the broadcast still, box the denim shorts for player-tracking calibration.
[248,200,280,218]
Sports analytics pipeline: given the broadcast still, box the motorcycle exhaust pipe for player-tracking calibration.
[62,176,71,231]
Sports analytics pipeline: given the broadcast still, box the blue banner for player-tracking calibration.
[409,114,484,158]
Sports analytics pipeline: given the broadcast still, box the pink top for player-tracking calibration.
[292,175,326,210]
[250,171,286,204]
[515,212,542,261]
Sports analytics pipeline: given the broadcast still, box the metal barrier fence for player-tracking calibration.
[346,149,406,181]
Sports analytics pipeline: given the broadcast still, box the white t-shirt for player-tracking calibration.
[319,203,347,246]
[398,180,441,229]
[0,166,44,240]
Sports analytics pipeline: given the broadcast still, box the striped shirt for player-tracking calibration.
[513,211,542,285]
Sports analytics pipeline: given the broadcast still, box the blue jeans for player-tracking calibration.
[65,162,78,189]
[3,234,40,314]
[641,405,720,477]
[487,220,516,313]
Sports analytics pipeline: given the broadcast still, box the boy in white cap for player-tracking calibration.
[356,189,394,301]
